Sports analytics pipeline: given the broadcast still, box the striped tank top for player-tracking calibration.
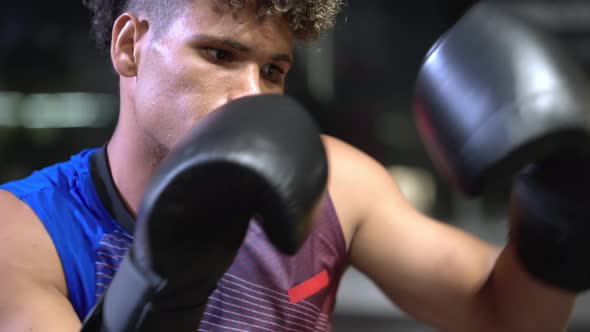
[0,148,349,331]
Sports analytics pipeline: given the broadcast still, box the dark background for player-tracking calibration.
[1,0,590,330]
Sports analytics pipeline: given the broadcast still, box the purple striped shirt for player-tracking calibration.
[94,195,348,331]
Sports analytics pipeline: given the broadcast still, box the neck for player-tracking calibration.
[107,88,167,215]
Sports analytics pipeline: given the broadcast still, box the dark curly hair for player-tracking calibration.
[82,0,344,52]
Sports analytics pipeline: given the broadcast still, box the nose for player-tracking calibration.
[227,64,263,102]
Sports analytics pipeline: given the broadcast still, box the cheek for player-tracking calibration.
[133,50,231,148]
[165,54,238,122]
[133,60,192,147]
[169,61,231,126]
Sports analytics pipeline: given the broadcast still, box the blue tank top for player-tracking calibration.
[0,148,134,319]
[0,149,348,330]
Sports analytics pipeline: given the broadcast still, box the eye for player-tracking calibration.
[261,64,285,82]
[203,47,233,62]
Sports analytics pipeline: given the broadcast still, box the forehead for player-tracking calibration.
[166,0,294,50]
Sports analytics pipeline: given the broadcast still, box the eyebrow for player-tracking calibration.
[190,33,293,64]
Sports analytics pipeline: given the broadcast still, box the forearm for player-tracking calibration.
[475,243,575,332]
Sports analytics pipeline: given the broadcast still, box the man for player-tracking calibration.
[0,0,580,331]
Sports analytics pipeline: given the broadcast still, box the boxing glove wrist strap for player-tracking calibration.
[510,164,590,292]
[81,250,206,332]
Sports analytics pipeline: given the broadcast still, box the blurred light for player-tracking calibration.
[0,92,21,126]
[0,92,116,128]
[387,165,436,213]
[374,110,418,150]
[305,30,335,103]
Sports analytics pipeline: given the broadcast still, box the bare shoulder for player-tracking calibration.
[0,189,82,330]
[0,189,67,295]
[320,135,406,252]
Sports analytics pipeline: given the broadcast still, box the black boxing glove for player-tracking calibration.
[414,3,590,197]
[510,152,590,292]
[414,3,590,292]
[80,94,328,332]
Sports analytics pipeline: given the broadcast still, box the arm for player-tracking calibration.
[0,190,81,331]
[324,136,575,332]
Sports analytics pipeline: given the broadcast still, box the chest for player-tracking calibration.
[93,216,347,331]
[200,220,344,331]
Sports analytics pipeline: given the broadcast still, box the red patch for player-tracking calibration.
[288,270,329,304]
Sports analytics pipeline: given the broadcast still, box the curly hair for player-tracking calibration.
[82,0,343,52]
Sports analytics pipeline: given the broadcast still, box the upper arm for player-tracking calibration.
[0,190,81,331]
[323,135,501,331]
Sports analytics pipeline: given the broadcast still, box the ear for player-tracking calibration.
[110,13,148,77]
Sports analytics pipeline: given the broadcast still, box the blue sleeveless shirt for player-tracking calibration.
[0,148,135,320]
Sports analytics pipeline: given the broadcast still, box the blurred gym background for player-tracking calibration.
[1,0,590,330]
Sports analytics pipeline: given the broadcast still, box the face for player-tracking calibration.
[116,0,295,155]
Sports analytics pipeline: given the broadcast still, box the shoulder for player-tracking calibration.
[321,135,392,179]
[0,190,82,330]
[0,189,68,296]
[0,149,102,299]
[321,135,396,197]
[321,135,407,251]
